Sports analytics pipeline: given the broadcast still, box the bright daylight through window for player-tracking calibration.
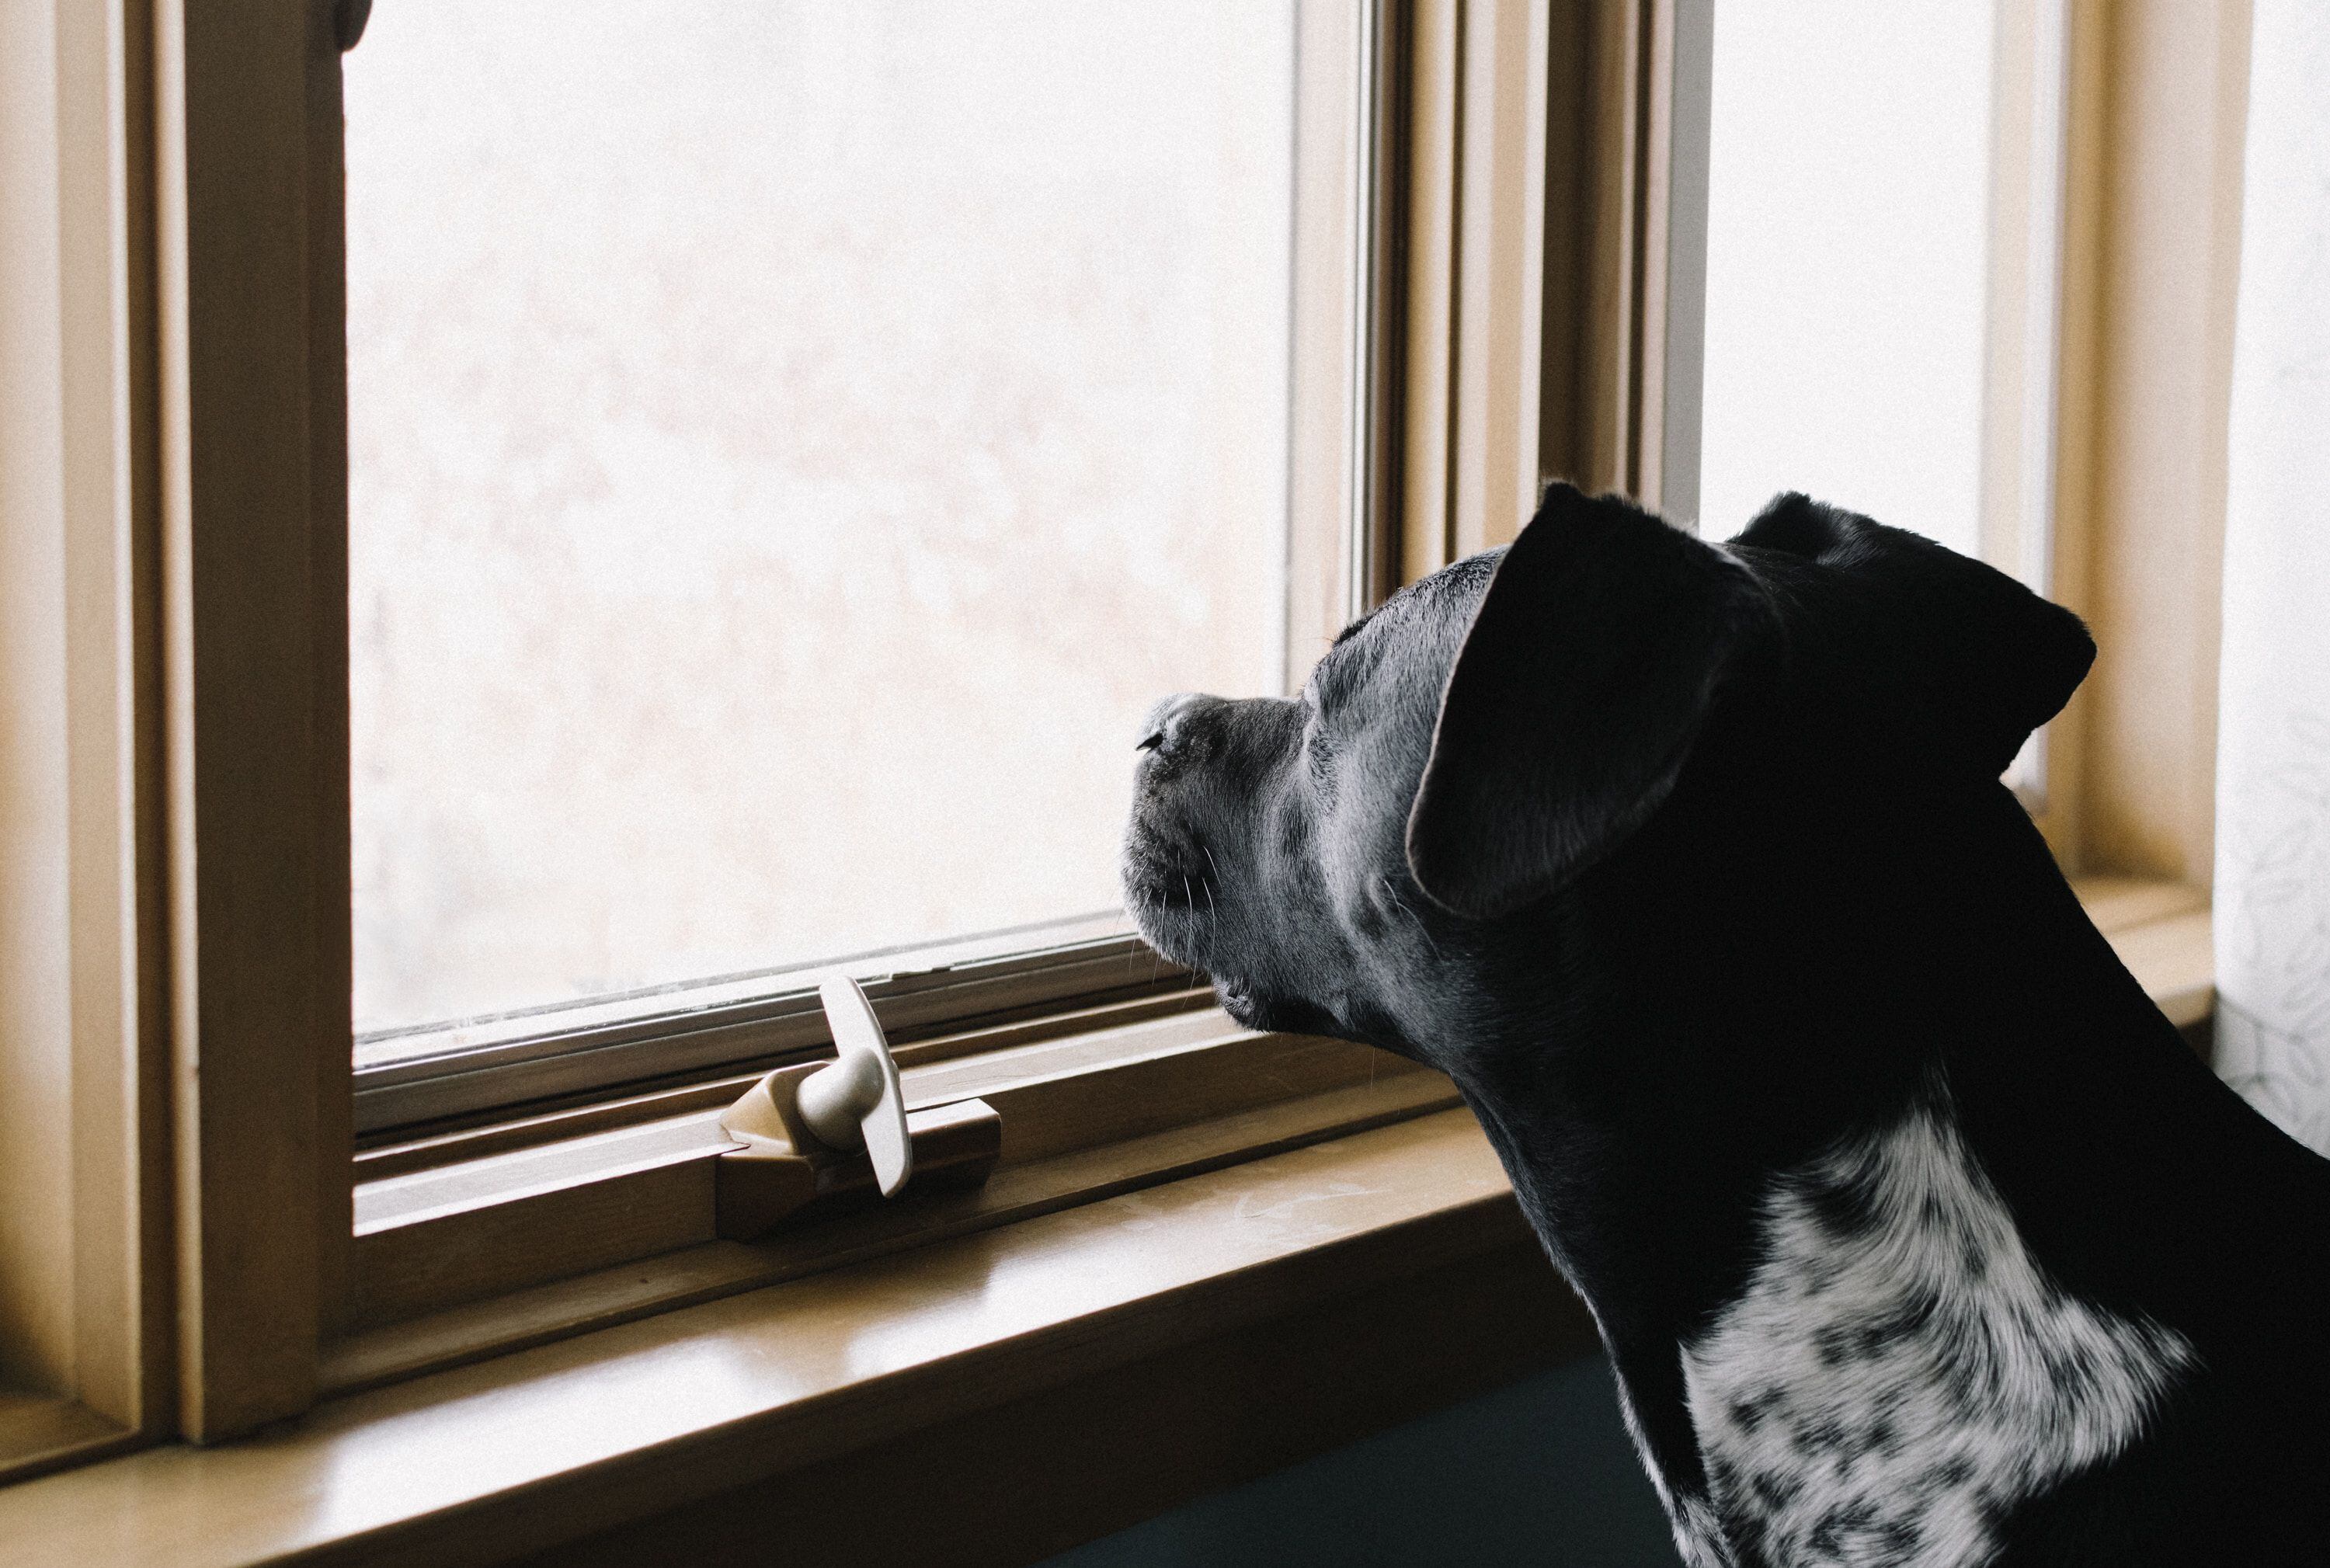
[345,3,1309,1050]
[1697,0,2049,565]
[1695,0,2070,799]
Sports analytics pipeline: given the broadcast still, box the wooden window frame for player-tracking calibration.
[0,0,169,1478]
[0,0,2246,1525]
[2040,0,2251,895]
[1396,0,1713,577]
[345,0,1407,1135]
[9,0,1450,1458]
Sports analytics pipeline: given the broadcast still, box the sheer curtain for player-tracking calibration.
[2213,0,2330,1155]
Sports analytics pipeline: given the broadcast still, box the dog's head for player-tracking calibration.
[1120,483,2094,1069]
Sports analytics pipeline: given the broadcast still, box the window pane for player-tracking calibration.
[346,2,1299,1033]
[1697,0,1997,551]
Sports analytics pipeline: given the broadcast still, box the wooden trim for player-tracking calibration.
[3,0,91,1416]
[2030,0,2251,881]
[1565,0,1646,498]
[1449,0,1553,555]
[1400,0,1463,580]
[2036,0,2109,870]
[1533,0,1709,525]
[331,1073,1462,1396]
[307,0,356,1348]
[114,0,1415,1446]
[1,0,170,1476]
[158,0,346,1441]
[513,1239,1591,1568]
[351,989,1212,1175]
[65,0,172,1444]
[2073,875,2214,1031]
[2049,0,2250,888]
[339,1022,1455,1349]
[0,1394,142,1490]
[1401,0,1565,580]
[354,924,1197,1139]
[0,1109,1539,1568]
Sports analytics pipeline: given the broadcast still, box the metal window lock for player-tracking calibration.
[715,976,1000,1240]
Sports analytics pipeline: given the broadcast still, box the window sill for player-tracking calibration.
[334,1008,1462,1390]
[0,878,2214,1560]
[0,1107,1546,1567]
[2075,874,2213,1032]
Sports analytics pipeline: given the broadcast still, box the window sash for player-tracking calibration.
[339,1,1398,1127]
[353,916,1197,1136]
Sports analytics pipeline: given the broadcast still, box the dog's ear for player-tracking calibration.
[1405,484,1768,920]
[1733,492,2095,779]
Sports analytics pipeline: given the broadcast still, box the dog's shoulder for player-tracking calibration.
[1677,1094,2193,1568]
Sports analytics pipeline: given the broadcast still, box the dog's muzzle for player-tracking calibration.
[1122,694,1236,968]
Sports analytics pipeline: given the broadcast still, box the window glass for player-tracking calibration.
[346,2,1299,1033]
[1697,0,1997,551]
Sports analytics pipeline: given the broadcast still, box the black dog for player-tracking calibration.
[1122,485,2330,1567]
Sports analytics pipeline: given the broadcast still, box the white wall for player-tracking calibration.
[2212,0,2330,1155]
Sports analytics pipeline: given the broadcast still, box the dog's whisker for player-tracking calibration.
[1384,883,1446,965]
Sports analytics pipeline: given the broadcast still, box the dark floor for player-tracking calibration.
[1037,1354,1685,1567]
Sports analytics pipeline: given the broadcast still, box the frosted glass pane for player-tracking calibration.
[1699,0,1994,550]
[346,2,1296,1032]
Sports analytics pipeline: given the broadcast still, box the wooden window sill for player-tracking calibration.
[335,1009,1463,1391]
[0,1108,1535,1567]
[2075,875,2213,1031]
[0,878,2213,1561]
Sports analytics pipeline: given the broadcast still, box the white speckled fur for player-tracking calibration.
[1676,1095,2194,1567]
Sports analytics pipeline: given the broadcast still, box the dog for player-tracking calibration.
[1122,484,2330,1567]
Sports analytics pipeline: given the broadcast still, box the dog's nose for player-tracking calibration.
[1136,693,1217,756]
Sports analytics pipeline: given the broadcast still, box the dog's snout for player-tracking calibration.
[1136,693,1222,756]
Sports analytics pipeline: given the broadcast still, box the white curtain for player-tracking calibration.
[2213,0,2330,1155]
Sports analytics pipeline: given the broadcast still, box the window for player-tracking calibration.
[1694,0,2072,796]
[0,0,2245,1482]
[344,2,1382,1125]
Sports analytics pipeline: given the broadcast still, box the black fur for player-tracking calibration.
[1122,483,2330,1566]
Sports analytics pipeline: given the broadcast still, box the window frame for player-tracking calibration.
[0,0,2249,1481]
[340,0,1395,1140]
[204,0,1446,1445]
[312,0,1705,1424]
[0,0,169,1474]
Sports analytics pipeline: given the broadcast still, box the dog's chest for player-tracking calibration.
[1671,1102,2192,1568]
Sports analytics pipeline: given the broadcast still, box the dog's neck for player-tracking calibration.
[1427,779,2304,1565]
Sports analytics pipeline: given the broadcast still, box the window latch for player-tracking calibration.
[714,976,1000,1239]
